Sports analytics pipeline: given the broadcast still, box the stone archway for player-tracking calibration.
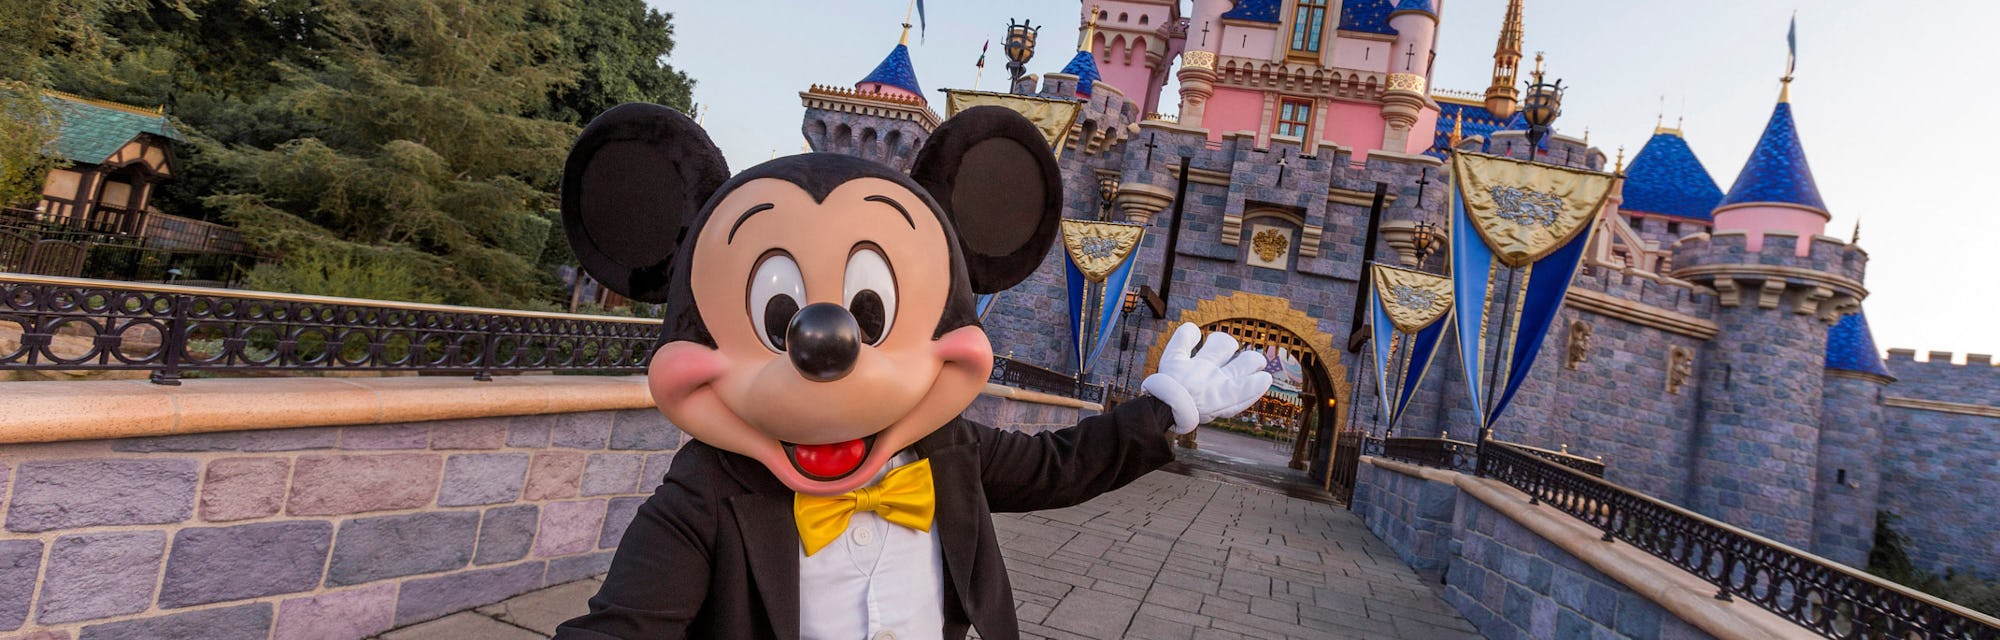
[1145,291,1351,474]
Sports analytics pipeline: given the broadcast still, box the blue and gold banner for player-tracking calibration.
[1449,151,1616,430]
[1368,263,1454,431]
[1061,220,1146,375]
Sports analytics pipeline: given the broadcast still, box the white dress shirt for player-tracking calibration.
[798,452,946,640]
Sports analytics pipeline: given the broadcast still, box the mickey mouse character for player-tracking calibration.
[553,103,1270,640]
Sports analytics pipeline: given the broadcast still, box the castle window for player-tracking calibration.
[1276,98,1312,138]
[1139,14,1149,25]
[1667,221,1681,235]
[1289,0,1328,55]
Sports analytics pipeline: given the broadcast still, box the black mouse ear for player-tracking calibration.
[910,105,1063,295]
[560,103,729,303]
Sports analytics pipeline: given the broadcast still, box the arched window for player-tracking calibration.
[1289,0,1328,55]
[1118,12,1128,22]
[1139,14,1150,25]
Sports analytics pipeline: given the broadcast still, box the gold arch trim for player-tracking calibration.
[1144,291,1351,435]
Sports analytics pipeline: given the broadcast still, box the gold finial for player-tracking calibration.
[900,0,915,45]
[1851,219,1861,244]
[1080,4,1101,52]
[1447,111,1464,146]
[1778,75,1792,103]
[1614,146,1626,174]
[1533,51,1545,74]
[1582,126,1589,145]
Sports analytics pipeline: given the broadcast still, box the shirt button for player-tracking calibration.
[873,632,897,640]
[852,524,876,546]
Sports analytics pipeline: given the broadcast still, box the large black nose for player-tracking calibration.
[786,302,860,382]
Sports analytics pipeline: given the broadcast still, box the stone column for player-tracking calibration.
[1176,51,1218,128]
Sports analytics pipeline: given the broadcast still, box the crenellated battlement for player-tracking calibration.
[1884,349,2000,367]
[1566,264,1712,319]
[1668,230,1868,323]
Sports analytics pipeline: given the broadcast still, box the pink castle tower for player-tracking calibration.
[1079,2,1184,116]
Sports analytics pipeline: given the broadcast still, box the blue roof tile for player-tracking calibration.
[1061,50,1102,98]
[1825,312,1892,378]
[1718,101,1826,212]
[44,94,180,165]
[1392,0,1436,17]
[1339,0,1398,35]
[1621,131,1724,221]
[858,44,923,97]
[1429,101,1526,158]
[1220,0,1280,23]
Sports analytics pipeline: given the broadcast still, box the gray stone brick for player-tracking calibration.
[394,561,546,626]
[241,427,340,452]
[0,540,42,631]
[600,496,646,549]
[545,551,614,586]
[475,505,539,566]
[159,521,332,607]
[339,423,431,450]
[641,452,675,488]
[428,418,510,450]
[580,453,643,496]
[608,409,680,450]
[507,414,554,448]
[551,411,615,449]
[78,603,271,640]
[439,453,530,507]
[6,459,197,532]
[327,512,479,586]
[38,532,165,624]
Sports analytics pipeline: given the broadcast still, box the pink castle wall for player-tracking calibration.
[1330,38,1392,73]
[1406,107,1440,155]
[1219,23,1277,60]
[1095,34,1153,106]
[1713,204,1830,255]
[1323,100,1386,158]
[1202,86,1268,142]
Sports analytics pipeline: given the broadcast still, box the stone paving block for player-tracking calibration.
[339,423,431,450]
[37,532,164,624]
[580,453,644,496]
[546,551,614,586]
[1126,613,1196,640]
[0,631,71,640]
[506,414,554,448]
[535,499,608,557]
[200,457,290,522]
[394,561,546,627]
[525,451,587,501]
[0,540,42,631]
[287,453,442,516]
[600,496,647,549]
[1043,588,1139,638]
[476,505,540,566]
[608,408,680,451]
[7,459,197,532]
[273,583,396,640]
[77,603,271,640]
[160,521,332,607]
[385,611,546,640]
[428,418,510,450]
[439,453,530,506]
[478,576,598,635]
[328,511,479,585]
[551,411,615,449]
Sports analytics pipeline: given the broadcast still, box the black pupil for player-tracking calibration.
[763,296,799,350]
[851,290,885,345]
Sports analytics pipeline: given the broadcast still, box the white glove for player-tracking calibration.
[1141,323,1273,434]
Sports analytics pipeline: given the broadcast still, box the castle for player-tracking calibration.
[795,0,2000,580]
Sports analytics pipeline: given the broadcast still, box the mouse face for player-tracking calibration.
[562,104,1061,496]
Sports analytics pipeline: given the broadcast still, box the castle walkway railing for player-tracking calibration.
[0,274,1106,403]
[1477,440,2000,640]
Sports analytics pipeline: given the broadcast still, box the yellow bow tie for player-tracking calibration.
[793,458,936,556]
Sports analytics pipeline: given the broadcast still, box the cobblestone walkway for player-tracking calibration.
[379,463,1477,640]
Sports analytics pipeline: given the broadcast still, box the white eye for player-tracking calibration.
[747,253,804,352]
[843,247,897,346]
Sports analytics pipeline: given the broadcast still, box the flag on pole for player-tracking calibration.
[916,0,927,42]
[977,39,989,69]
[1061,220,1146,375]
[1448,151,1617,431]
[1785,13,1797,76]
[1366,263,1454,431]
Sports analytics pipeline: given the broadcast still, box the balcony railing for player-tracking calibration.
[1479,441,2000,640]
[988,355,1105,405]
[1371,436,1479,473]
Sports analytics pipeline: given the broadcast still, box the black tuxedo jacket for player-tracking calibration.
[552,397,1175,640]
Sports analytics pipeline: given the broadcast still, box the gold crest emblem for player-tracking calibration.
[1252,228,1289,263]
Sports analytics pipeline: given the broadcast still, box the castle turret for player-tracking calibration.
[1483,0,1525,119]
[1814,311,1893,566]
[1379,0,1438,153]
[1711,81,1829,255]
[1086,1,1180,115]
[1173,0,1233,128]
[1619,124,1723,247]
[1671,76,1866,547]
[1057,8,1105,100]
[799,24,939,170]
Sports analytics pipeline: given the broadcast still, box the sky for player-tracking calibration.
[655,0,1999,360]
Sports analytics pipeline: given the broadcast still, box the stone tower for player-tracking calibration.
[799,24,938,171]
[1379,0,1439,153]
[1671,80,1866,548]
[1814,311,1893,565]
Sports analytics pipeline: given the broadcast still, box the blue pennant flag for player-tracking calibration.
[1786,13,1797,76]
[1061,220,1146,375]
[917,0,927,42]
[1368,263,1454,432]
[1447,151,1616,431]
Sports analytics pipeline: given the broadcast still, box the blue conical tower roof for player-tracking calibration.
[1392,0,1436,18]
[1061,50,1101,98]
[858,43,923,97]
[1718,99,1826,212]
[1622,130,1724,221]
[1825,312,1892,378]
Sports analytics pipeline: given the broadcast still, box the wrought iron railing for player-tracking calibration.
[1506,441,1607,478]
[988,355,1105,404]
[1375,436,1479,473]
[1480,441,2000,640]
[0,274,658,383]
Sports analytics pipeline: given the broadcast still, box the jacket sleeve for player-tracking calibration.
[552,446,720,640]
[975,395,1177,513]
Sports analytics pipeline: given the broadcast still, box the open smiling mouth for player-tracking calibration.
[781,435,879,481]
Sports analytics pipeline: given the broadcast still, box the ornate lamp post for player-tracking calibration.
[1520,53,1564,155]
[1096,175,1120,220]
[1410,220,1441,268]
[1004,19,1040,84]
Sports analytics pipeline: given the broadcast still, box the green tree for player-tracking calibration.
[537,0,696,124]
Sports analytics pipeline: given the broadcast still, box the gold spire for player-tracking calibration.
[1484,0,1526,119]
[1778,76,1792,103]
[1613,146,1626,174]
[900,0,915,45]
[1079,4,1100,52]
[1447,111,1465,146]
[1851,218,1860,243]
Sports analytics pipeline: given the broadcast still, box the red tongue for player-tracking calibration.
[793,439,867,478]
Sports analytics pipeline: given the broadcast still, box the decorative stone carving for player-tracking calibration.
[1666,346,1694,394]
[1565,321,1591,370]
[1245,224,1292,270]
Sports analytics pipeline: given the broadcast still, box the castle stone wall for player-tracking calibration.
[1813,372,1887,567]
[1877,352,2000,579]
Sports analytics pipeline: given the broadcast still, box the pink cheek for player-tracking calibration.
[932,327,994,368]
[647,343,732,407]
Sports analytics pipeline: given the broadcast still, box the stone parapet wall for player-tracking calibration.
[1567,264,1713,320]
[1879,401,2000,579]
[0,376,676,640]
[1885,350,2000,406]
[1350,461,1456,578]
[1671,231,1868,287]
